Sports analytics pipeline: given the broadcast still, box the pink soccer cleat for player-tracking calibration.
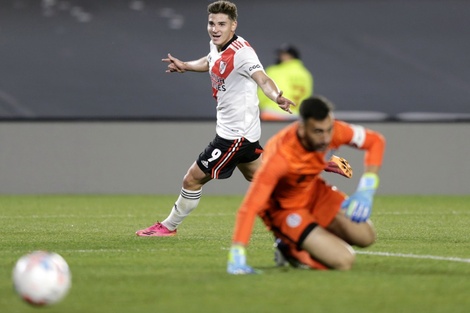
[135,222,177,237]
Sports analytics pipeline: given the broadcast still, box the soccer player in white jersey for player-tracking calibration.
[136,1,295,236]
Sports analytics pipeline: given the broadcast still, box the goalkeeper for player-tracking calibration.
[227,95,385,274]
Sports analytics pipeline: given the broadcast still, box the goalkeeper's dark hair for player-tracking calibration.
[208,1,238,21]
[299,96,335,122]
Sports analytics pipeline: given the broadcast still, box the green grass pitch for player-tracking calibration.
[1,195,469,313]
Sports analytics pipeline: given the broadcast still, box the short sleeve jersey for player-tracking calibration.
[208,35,264,142]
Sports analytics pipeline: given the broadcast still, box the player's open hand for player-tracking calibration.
[341,191,373,223]
[276,91,296,114]
[162,53,186,73]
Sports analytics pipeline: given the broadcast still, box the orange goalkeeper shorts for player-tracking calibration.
[260,179,346,248]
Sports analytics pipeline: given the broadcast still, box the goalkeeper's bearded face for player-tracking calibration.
[298,116,334,152]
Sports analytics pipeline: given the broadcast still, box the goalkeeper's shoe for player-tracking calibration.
[324,155,353,178]
[135,222,177,237]
[274,247,289,267]
[274,239,289,267]
[274,239,309,269]
[274,239,328,270]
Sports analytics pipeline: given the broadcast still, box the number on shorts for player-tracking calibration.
[208,149,222,162]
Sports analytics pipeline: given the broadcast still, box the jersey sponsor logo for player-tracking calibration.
[210,72,227,93]
[249,64,260,71]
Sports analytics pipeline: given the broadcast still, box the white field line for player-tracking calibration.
[355,250,470,263]
[374,211,470,215]
[5,247,469,264]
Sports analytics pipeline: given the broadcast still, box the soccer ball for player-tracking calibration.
[12,251,72,306]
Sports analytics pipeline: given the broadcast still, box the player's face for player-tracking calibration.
[298,114,334,152]
[207,13,237,50]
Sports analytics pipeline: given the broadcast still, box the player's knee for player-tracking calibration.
[332,250,355,271]
[357,233,376,248]
[182,176,204,190]
[182,174,194,189]
[354,223,376,248]
[182,165,210,189]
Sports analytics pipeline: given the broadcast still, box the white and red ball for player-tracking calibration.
[12,251,71,306]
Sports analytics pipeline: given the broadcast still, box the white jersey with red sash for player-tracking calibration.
[208,35,264,142]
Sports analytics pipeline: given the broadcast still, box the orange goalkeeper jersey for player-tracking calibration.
[232,120,385,245]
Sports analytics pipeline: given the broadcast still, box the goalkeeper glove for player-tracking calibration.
[227,245,258,275]
[341,173,379,223]
[325,155,353,178]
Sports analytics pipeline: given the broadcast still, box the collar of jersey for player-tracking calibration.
[220,34,238,52]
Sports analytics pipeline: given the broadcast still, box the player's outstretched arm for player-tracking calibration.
[252,71,295,114]
[162,53,209,73]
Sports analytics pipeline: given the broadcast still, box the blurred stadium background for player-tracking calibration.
[0,0,469,195]
[1,0,469,121]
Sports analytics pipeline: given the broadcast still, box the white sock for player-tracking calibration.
[162,188,202,230]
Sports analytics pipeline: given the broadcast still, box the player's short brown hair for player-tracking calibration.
[208,1,238,21]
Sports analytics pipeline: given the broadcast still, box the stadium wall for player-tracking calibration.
[0,122,468,195]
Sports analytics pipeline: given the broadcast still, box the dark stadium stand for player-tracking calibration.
[1,0,469,121]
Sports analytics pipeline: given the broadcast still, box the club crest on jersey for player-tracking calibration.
[286,213,302,228]
[219,61,227,74]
